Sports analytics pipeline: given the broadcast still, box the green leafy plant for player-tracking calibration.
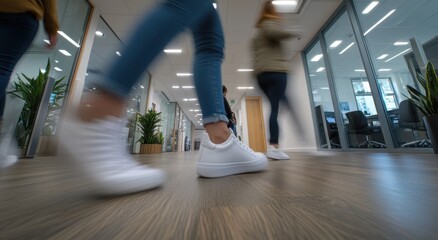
[8,59,66,147]
[137,109,164,144]
[406,61,438,116]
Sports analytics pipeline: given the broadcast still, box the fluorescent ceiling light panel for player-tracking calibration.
[55,60,59,63]
[95,31,104,37]
[320,87,330,90]
[385,48,411,62]
[355,69,365,72]
[272,0,299,13]
[183,98,197,101]
[58,31,80,48]
[172,85,180,89]
[311,54,323,62]
[309,74,316,77]
[394,41,409,46]
[213,3,217,9]
[140,85,145,89]
[54,67,63,72]
[164,49,182,54]
[237,87,254,90]
[43,39,50,44]
[377,54,388,60]
[237,69,254,72]
[362,1,379,14]
[182,86,195,89]
[329,40,343,48]
[177,73,193,77]
[116,51,122,56]
[378,69,392,72]
[339,42,355,55]
[59,49,71,56]
[363,9,396,36]
[316,67,325,72]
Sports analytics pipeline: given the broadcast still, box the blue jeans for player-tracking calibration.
[98,0,228,125]
[0,13,39,119]
[257,72,289,145]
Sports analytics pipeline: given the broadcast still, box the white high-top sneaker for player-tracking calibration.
[197,131,268,178]
[266,145,290,160]
[60,116,165,196]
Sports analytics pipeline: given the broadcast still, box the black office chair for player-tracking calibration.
[398,99,431,148]
[346,110,386,148]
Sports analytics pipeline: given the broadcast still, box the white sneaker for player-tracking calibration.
[197,131,268,178]
[60,116,165,196]
[0,155,17,169]
[266,146,290,160]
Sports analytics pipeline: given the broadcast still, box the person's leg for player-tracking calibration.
[0,13,39,120]
[0,13,39,167]
[257,72,287,145]
[79,0,212,121]
[191,7,267,178]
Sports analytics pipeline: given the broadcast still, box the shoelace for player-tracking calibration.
[232,137,256,156]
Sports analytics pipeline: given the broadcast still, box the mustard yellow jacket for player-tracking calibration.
[0,0,59,35]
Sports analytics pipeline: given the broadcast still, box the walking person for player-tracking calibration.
[222,85,236,136]
[61,0,268,196]
[251,1,300,160]
[0,0,59,168]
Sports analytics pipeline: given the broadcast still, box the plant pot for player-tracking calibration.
[423,115,438,154]
[140,144,162,154]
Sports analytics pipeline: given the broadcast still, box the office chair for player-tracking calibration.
[346,110,386,148]
[398,99,431,148]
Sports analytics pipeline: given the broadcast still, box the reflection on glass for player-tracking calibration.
[305,41,340,149]
[353,0,435,149]
[324,11,386,148]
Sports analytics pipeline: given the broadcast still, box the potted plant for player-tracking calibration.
[406,61,438,153]
[137,109,164,154]
[8,59,66,151]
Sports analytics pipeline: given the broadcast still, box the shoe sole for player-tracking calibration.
[266,155,290,160]
[197,156,268,178]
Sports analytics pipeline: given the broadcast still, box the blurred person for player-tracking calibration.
[0,0,59,168]
[251,1,300,160]
[222,85,236,136]
[60,0,268,196]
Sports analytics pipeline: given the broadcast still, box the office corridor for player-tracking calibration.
[1,151,437,239]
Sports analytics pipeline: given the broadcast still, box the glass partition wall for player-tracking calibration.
[304,0,437,152]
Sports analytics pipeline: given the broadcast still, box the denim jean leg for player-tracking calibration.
[191,6,228,125]
[98,0,212,98]
[0,13,39,118]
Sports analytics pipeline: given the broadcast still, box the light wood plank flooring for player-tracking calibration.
[1,151,438,239]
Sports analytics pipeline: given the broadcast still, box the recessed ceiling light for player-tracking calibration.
[172,85,180,89]
[177,73,193,77]
[58,31,80,48]
[116,51,122,56]
[54,67,63,72]
[272,0,299,13]
[339,42,355,55]
[237,87,254,90]
[309,74,316,77]
[320,87,330,90]
[377,54,388,60]
[140,85,145,89]
[394,41,409,46]
[311,54,323,62]
[55,60,59,63]
[378,69,392,72]
[329,40,343,48]
[182,86,195,89]
[362,1,379,14]
[59,49,71,56]
[237,69,254,72]
[316,67,325,72]
[43,39,50,44]
[183,98,197,101]
[95,30,104,37]
[212,3,217,9]
[355,69,365,72]
[363,9,396,36]
[164,49,182,54]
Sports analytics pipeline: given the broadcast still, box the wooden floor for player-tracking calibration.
[1,151,438,239]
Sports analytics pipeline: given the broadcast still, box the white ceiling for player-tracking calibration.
[90,0,342,128]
